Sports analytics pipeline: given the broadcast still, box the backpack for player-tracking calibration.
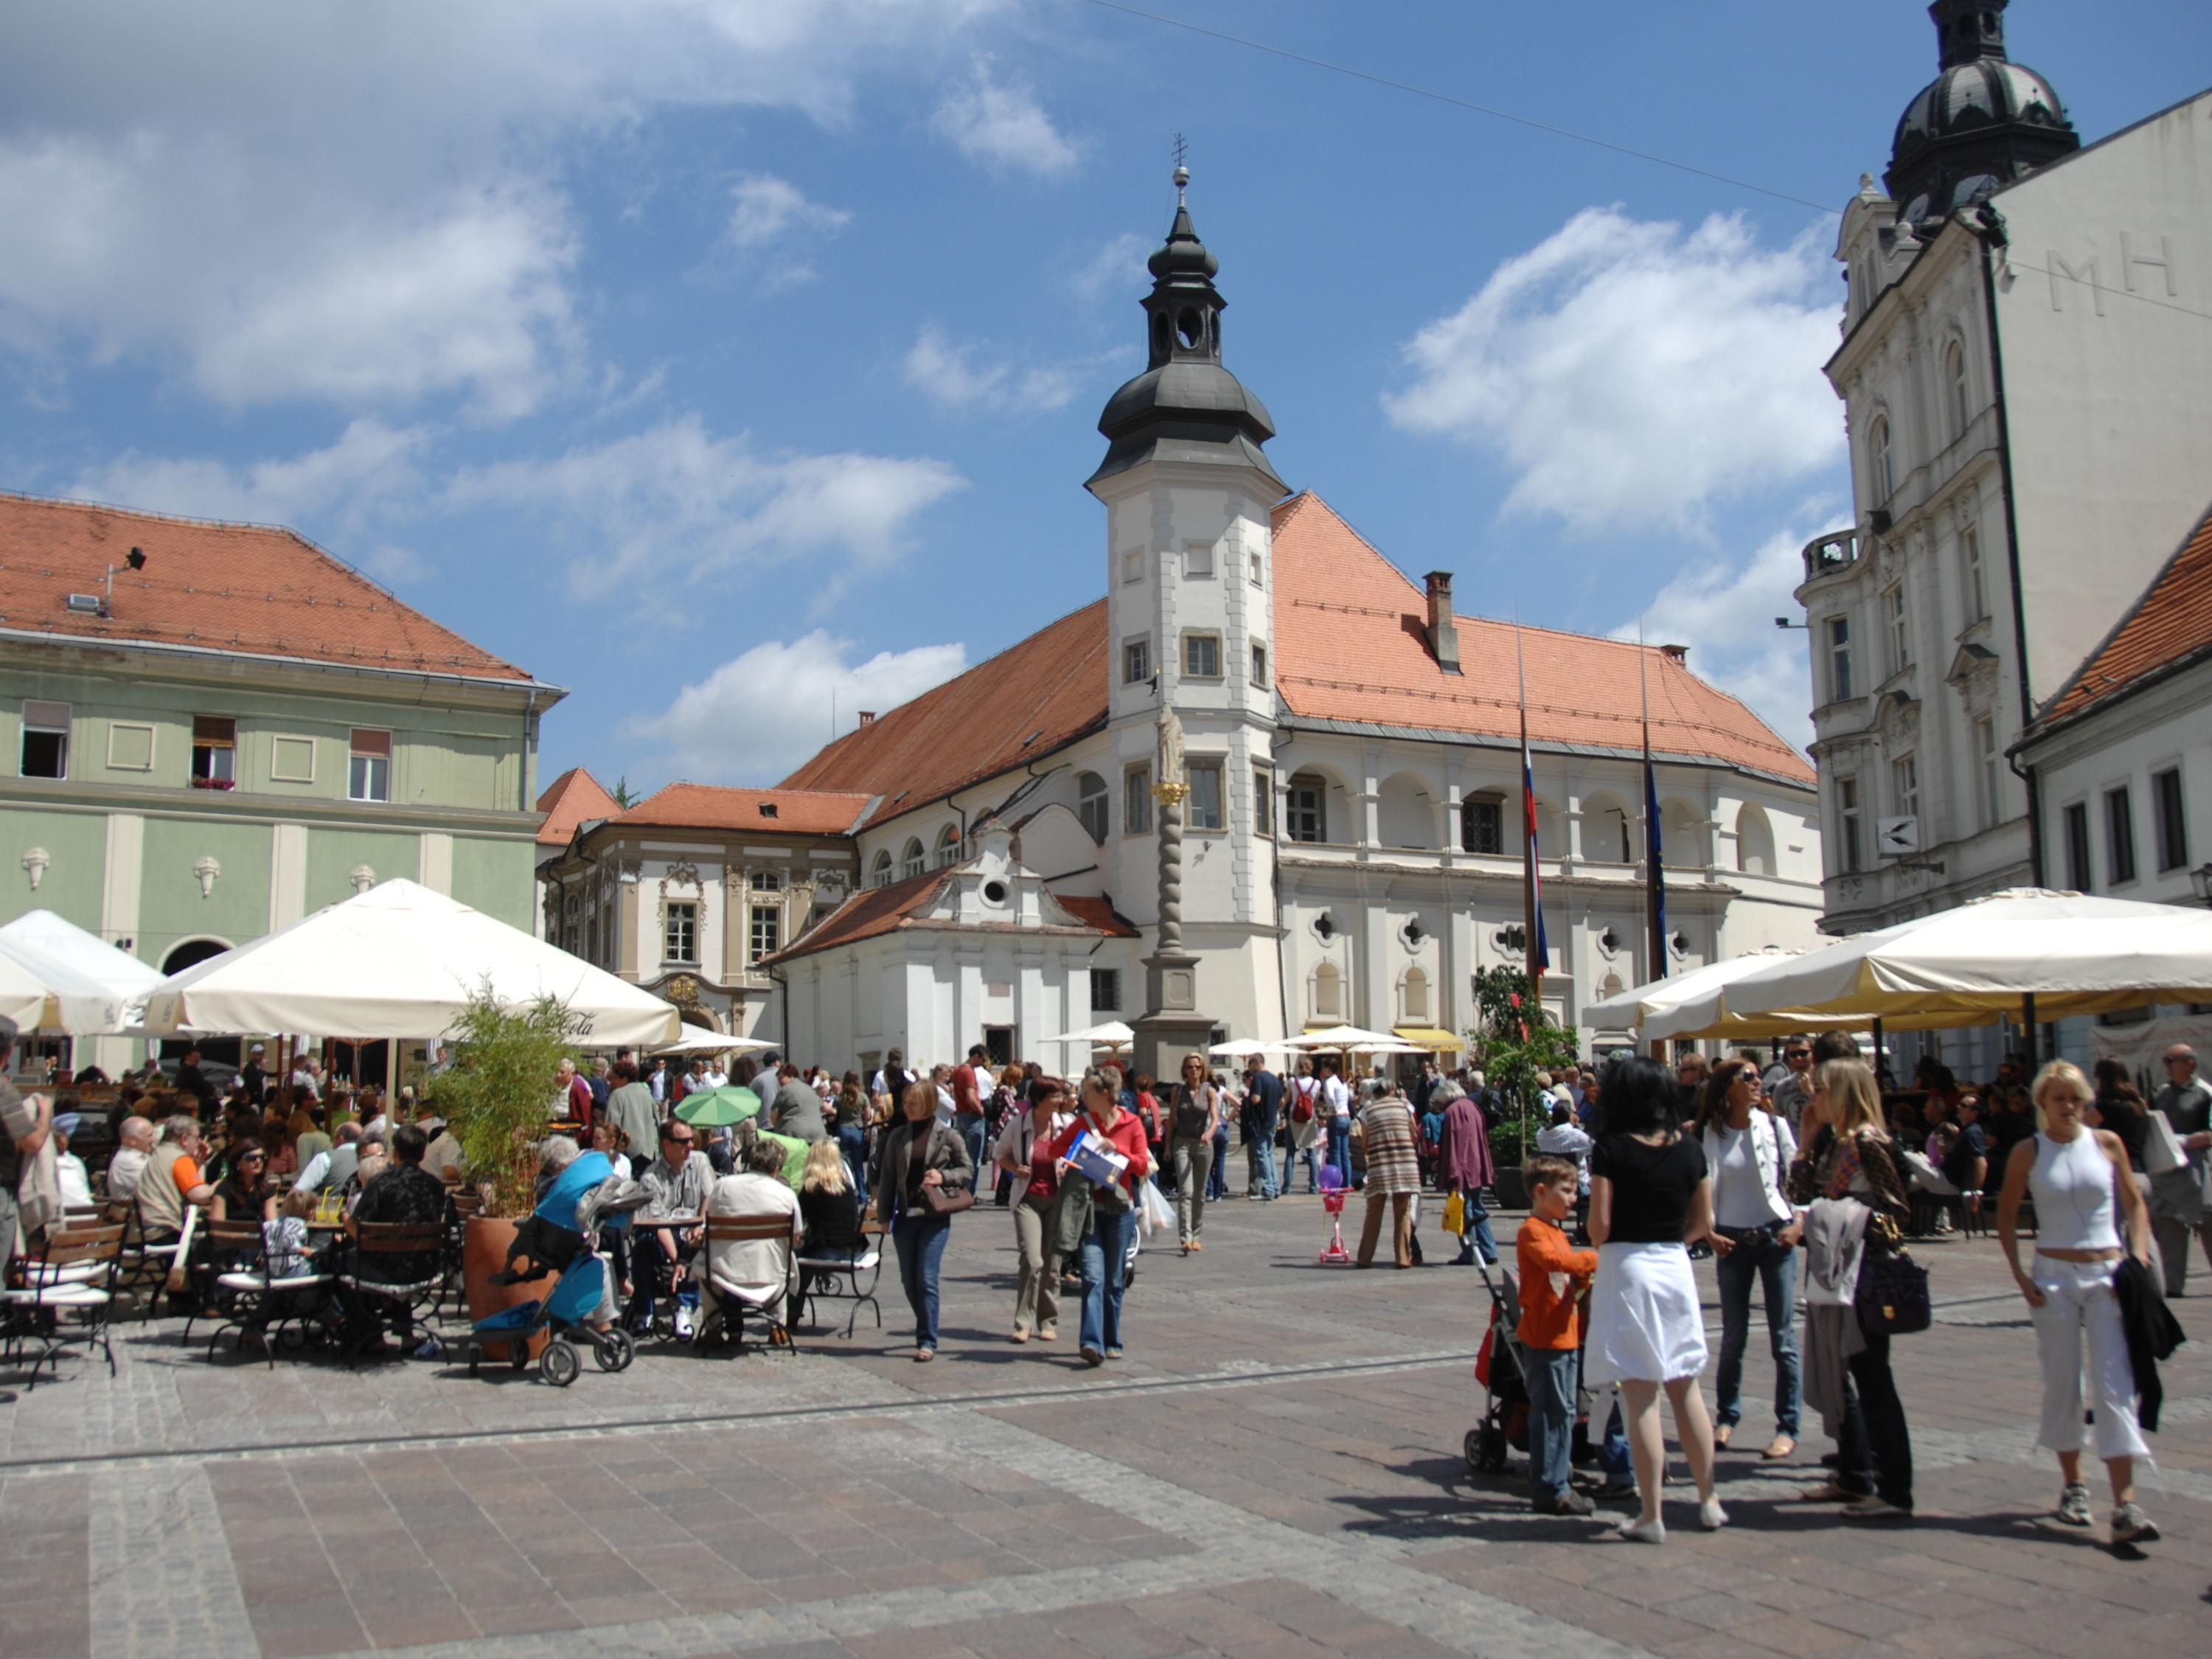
[1291,1079,1318,1125]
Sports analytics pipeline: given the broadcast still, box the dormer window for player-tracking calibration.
[758,801,779,818]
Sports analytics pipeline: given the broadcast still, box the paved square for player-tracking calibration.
[4,1194,2207,1659]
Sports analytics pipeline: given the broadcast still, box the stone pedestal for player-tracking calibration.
[1135,949,1215,1082]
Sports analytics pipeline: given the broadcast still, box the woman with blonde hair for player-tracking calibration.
[796,1135,866,1323]
[1997,1060,2159,1544]
[1790,1057,1915,1520]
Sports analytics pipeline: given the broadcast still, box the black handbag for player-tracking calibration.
[1854,1245,1931,1338]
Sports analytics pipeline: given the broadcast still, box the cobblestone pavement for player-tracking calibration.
[4,1192,2208,1658]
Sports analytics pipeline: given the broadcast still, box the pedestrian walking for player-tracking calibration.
[1355,1080,1421,1267]
[2148,1043,2211,1295]
[998,1077,1074,1342]
[1694,1057,1803,1461]
[1281,1060,1323,1194]
[1436,1080,1499,1266]
[1244,1058,1282,1200]
[869,1079,975,1363]
[1047,1069,1152,1366]
[1997,1060,2161,1545]
[1585,1055,1726,1544]
[1207,1071,1234,1201]
[1168,1052,1220,1253]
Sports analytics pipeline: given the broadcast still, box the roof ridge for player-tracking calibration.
[2034,491,2212,728]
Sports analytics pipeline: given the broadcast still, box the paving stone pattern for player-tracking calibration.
[3,1194,2208,1658]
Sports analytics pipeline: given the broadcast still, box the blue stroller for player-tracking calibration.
[464,1249,636,1386]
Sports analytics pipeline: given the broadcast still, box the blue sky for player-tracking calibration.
[3,1,2202,795]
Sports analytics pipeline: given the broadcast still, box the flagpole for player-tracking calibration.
[1641,622,1666,983]
[1517,624,1543,1021]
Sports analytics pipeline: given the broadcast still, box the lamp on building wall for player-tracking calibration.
[2190,861,2212,907]
[21,846,49,891]
[193,855,221,900]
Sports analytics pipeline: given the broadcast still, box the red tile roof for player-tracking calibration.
[777,599,1108,824]
[614,782,874,837]
[535,767,622,847]
[773,493,1813,814]
[1055,895,1142,939]
[768,868,1138,965]
[0,491,535,683]
[1270,494,1815,785]
[2038,498,2212,727]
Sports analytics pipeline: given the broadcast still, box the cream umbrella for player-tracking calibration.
[1207,1038,1295,1058]
[142,878,682,1046]
[1688,888,2212,1031]
[1284,1023,1399,1048]
[1042,1019,1136,1049]
[0,911,161,1015]
[0,947,122,1035]
[654,1028,773,1054]
[1582,947,1875,1042]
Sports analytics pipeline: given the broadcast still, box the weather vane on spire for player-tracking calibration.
[1172,132,1189,199]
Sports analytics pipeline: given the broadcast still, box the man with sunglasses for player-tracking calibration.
[631,1118,714,1336]
[2150,1044,2212,1295]
[1770,1037,1815,1136]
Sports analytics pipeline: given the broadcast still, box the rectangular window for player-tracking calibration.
[1975,717,1998,830]
[1121,546,1143,585]
[19,700,68,779]
[1124,764,1153,835]
[1253,766,1273,836]
[1089,967,1121,1014]
[1884,585,1910,677]
[1891,753,1919,821]
[1121,636,1150,686]
[1837,776,1863,874]
[2064,801,2092,891]
[2106,786,2137,885]
[2153,767,2188,872]
[1826,617,1853,702]
[1250,641,1268,689]
[1248,548,1263,586]
[1462,798,1503,855]
[749,904,781,961]
[1961,524,1986,622]
[750,869,782,891]
[1182,541,1214,579]
[1187,759,1223,830]
[1183,632,1222,678]
[1287,776,1325,844]
[191,715,237,787]
[348,728,392,802]
[664,902,698,963]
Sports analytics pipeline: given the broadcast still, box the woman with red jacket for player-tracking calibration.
[1047,1069,1153,1367]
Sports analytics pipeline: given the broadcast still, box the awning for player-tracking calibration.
[1391,1026,1464,1054]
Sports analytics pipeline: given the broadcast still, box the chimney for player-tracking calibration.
[857,711,877,726]
[1660,644,1689,664]
[1423,571,1462,675]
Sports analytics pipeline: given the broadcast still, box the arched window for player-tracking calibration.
[1583,795,1633,863]
[1312,960,1343,1021]
[1663,801,1706,870]
[1286,771,1328,844]
[933,824,962,869]
[1870,414,1895,501]
[900,838,926,881]
[1734,801,1776,877]
[871,849,893,888]
[1945,340,1969,439]
[1400,966,1430,1023]
[1075,771,1108,844]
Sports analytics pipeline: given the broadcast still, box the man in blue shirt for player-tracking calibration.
[1244,1061,1283,1200]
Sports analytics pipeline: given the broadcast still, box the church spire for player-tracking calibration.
[1141,160,1225,371]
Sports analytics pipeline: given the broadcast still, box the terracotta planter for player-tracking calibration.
[462,1214,547,1362]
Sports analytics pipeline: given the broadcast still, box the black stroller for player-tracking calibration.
[1464,1256,1530,1474]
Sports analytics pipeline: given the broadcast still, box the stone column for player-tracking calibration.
[1137,780,1214,1082]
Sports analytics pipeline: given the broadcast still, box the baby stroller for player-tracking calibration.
[1464,1256,1530,1474]
[1317,1164,1352,1264]
[464,1248,636,1386]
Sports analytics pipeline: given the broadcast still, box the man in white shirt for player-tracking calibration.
[52,1111,94,1208]
[699,1061,728,1091]
[872,1048,915,1100]
[106,1115,155,1200]
[648,1060,668,1104]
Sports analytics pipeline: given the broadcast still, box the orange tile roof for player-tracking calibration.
[535,766,622,847]
[1270,493,1815,786]
[2038,498,2212,727]
[614,782,874,837]
[773,493,1812,813]
[768,868,1138,965]
[1055,895,1142,939]
[0,490,535,683]
[776,599,1108,824]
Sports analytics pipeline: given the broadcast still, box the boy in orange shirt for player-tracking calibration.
[1517,1153,1599,1514]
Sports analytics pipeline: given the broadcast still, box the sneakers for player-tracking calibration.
[672,1306,695,1341]
[2111,1502,2160,1545]
[1535,1490,1596,1517]
[1615,1517,1666,1545]
[2055,1482,2093,1527]
[1080,1344,1105,1368]
[1698,1497,1730,1531]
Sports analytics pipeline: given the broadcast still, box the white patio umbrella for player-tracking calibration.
[1041,1019,1136,1050]
[1285,1024,1399,1048]
[141,878,682,1047]
[0,947,123,1035]
[1207,1037,1294,1058]
[654,1028,774,1054]
[1683,888,2212,1032]
[1580,947,1871,1043]
[1349,1040,1433,1056]
[0,910,162,1015]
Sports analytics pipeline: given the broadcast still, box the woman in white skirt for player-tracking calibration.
[1587,1054,1727,1543]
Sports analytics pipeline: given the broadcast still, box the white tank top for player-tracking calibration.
[2028,1131,2119,1251]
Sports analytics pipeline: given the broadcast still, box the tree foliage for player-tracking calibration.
[428,982,588,1217]
[1469,965,1581,1162]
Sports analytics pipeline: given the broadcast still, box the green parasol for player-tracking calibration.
[755,1128,810,1189]
[674,1085,762,1127]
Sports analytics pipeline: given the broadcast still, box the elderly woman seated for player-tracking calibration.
[701,1140,801,1346]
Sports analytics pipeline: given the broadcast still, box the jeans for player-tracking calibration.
[959,1116,988,1180]
[1835,1329,1913,1509]
[1247,1106,1280,1197]
[1078,1206,1136,1353]
[1713,1224,1802,1436]
[1279,1141,1318,1194]
[1452,1184,1499,1265]
[838,1123,869,1208]
[1208,1127,1230,1200]
[1326,1119,1352,1185]
[1172,1139,1211,1243]
[1524,1347,1579,1502]
[891,1213,950,1350]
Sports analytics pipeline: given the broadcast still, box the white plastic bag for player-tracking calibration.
[2143,1109,2186,1176]
[1135,1178,1173,1239]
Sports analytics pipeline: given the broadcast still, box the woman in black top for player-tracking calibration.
[1586,1056,1727,1544]
[868,1080,974,1361]
[2087,1059,2151,1180]
[796,1138,865,1324]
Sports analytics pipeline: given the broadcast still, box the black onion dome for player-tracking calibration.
[1883,1,2077,225]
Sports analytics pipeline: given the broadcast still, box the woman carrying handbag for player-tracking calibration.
[869,1079,975,1362]
[1046,1069,1153,1367]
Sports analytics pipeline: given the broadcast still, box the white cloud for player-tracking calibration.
[726,174,852,250]
[0,1,1011,415]
[444,413,967,598]
[65,417,431,535]
[361,544,434,587]
[902,321,1078,413]
[1611,498,1849,757]
[930,58,1079,176]
[1385,207,1842,535]
[1071,231,1150,304]
[631,630,970,784]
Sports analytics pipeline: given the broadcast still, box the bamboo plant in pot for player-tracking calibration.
[1470,966,1581,1211]
[428,984,586,1358]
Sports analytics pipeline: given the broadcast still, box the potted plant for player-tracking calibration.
[427,984,586,1357]
[1470,967,1580,1211]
